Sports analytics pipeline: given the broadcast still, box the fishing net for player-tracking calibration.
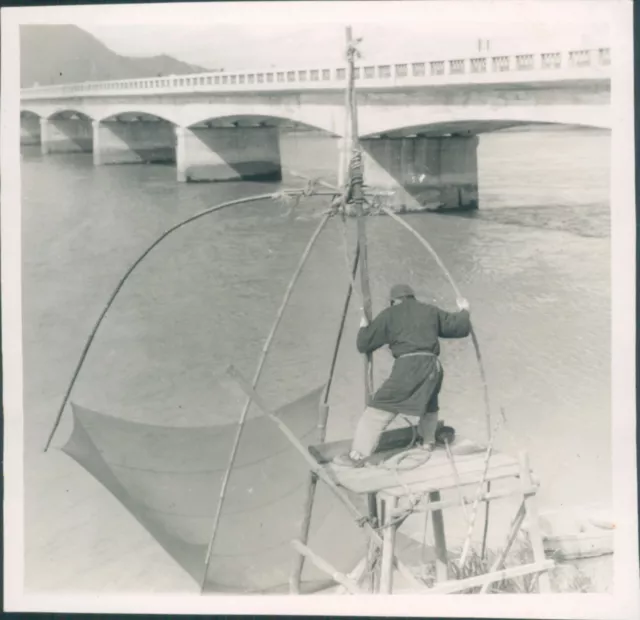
[62,377,369,594]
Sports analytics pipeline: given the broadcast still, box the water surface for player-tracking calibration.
[21,126,611,591]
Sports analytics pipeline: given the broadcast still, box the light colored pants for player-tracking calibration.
[352,406,439,457]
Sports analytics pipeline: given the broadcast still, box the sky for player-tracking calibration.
[37,1,615,70]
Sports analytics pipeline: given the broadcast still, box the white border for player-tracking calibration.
[3,2,638,618]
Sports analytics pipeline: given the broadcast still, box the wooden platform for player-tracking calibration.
[313,427,521,497]
[306,427,552,594]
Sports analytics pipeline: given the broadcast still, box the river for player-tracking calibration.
[21,126,611,592]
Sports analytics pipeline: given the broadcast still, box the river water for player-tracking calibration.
[21,126,611,592]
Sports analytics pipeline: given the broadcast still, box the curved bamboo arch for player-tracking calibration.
[43,189,337,452]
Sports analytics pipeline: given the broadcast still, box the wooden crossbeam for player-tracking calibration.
[291,540,364,594]
[386,484,538,516]
[426,560,554,594]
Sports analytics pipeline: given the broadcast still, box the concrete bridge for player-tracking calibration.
[21,46,611,209]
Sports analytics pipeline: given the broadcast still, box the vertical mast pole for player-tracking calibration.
[345,25,379,592]
[345,26,374,401]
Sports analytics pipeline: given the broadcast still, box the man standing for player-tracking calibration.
[334,284,471,468]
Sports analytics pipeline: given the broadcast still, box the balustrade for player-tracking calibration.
[20,47,611,100]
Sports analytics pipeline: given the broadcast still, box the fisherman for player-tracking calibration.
[333,283,471,468]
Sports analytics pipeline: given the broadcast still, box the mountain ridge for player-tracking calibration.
[21,24,216,87]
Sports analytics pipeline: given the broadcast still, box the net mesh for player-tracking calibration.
[62,385,369,594]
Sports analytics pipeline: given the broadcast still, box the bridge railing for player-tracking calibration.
[21,47,611,100]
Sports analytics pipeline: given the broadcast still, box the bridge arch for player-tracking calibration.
[185,113,339,136]
[359,105,611,138]
[98,110,177,126]
[181,106,343,136]
[48,109,94,122]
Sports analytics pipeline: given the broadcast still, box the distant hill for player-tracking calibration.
[20,24,214,87]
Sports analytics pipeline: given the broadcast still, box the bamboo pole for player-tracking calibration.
[458,430,498,569]
[199,213,331,593]
[291,540,364,594]
[479,502,526,594]
[430,491,449,582]
[289,242,360,593]
[345,27,373,400]
[345,25,379,591]
[379,496,399,594]
[225,364,427,591]
[518,451,552,593]
[43,190,333,453]
[427,560,554,595]
[376,204,496,560]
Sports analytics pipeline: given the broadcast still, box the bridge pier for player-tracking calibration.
[92,119,176,166]
[20,114,41,146]
[362,135,479,210]
[175,126,282,183]
[40,116,93,155]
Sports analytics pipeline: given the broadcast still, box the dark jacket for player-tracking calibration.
[356,298,471,416]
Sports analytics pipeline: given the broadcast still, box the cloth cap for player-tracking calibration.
[389,283,415,301]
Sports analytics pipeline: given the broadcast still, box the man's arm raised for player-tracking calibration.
[356,307,390,354]
[437,297,471,339]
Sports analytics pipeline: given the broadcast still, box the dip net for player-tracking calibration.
[62,378,369,594]
[53,194,414,594]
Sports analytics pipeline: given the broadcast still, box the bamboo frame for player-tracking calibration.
[290,242,361,593]
[200,213,331,592]
[43,189,335,453]
[230,362,552,596]
[368,454,548,594]
[226,365,427,591]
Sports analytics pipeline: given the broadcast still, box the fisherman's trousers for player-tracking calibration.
[352,351,442,458]
[352,407,438,457]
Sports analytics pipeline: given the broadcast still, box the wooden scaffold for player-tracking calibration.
[226,26,554,595]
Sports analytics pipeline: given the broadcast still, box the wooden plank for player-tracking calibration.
[290,540,363,594]
[518,452,552,593]
[380,496,398,594]
[430,491,449,582]
[309,426,415,464]
[387,485,538,515]
[327,453,520,494]
[427,560,554,594]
